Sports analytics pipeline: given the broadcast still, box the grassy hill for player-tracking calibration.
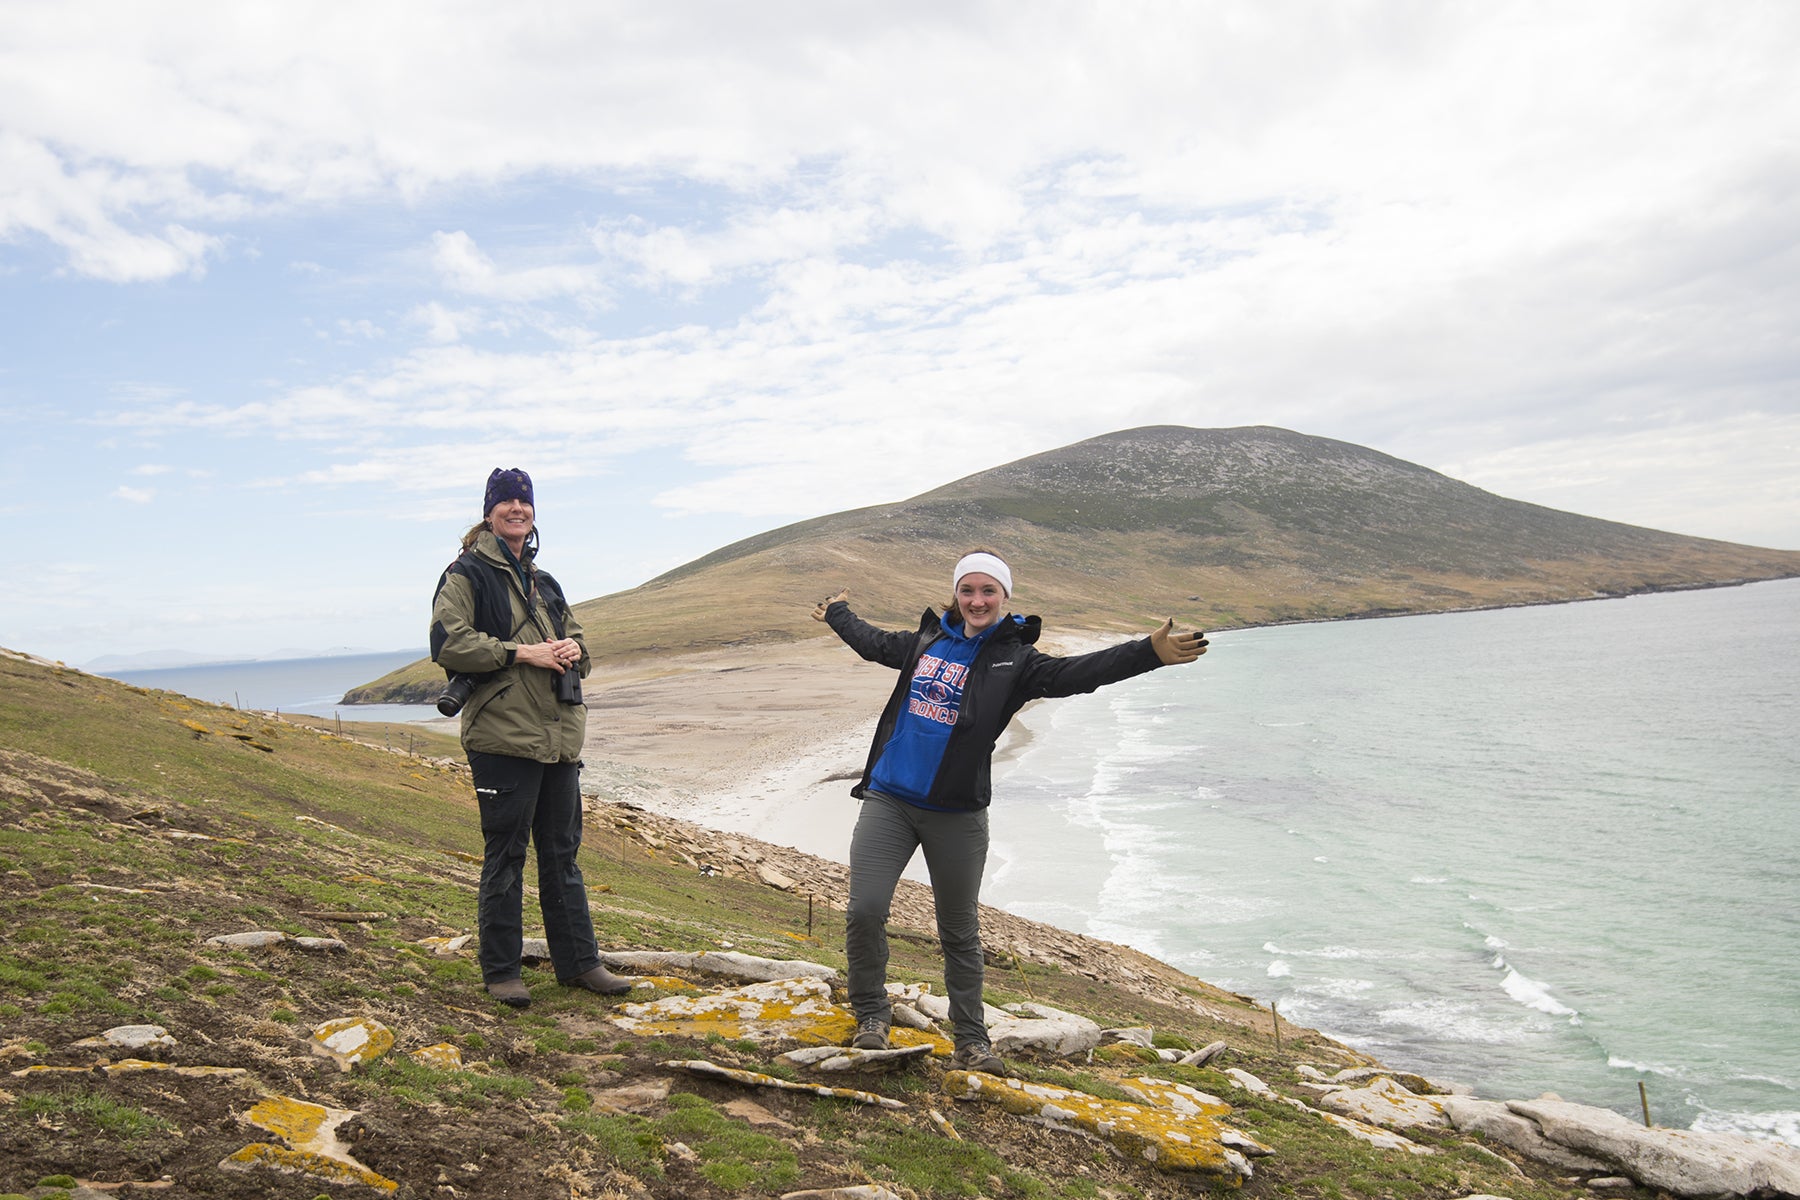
[1,649,1603,1199]
[352,425,1800,703]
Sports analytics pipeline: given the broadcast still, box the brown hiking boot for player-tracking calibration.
[850,1015,891,1051]
[950,1042,1008,1076]
[486,977,531,1008]
[561,964,633,995]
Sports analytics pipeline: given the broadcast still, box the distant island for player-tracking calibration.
[347,425,1800,703]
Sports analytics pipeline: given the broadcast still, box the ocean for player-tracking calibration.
[985,577,1800,1145]
[105,649,443,723]
[96,583,1799,1145]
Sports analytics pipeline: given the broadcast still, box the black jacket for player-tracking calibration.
[825,601,1166,812]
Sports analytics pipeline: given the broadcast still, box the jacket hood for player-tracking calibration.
[926,608,1042,646]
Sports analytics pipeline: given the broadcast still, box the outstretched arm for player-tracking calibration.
[811,589,919,670]
[1022,619,1209,700]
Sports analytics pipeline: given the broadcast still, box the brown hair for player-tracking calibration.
[460,519,540,559]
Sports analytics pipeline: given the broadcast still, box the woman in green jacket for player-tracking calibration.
[430,468,629,1007]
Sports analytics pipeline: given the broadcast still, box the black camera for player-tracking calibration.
[556,666,583,706]
[436,673,477,717]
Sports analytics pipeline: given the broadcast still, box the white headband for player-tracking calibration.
[953,552,1012,597]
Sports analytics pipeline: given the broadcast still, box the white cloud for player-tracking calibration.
[429,230,610,303]
[113,485,154,503]
[7,1,1800,663]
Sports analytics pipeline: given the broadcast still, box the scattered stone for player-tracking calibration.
[204,930,347,952]
[298,909,387,922]
[944,1069,1267,1184]
[308,1017,395,1073]
[891,1001,932,1030]
[73,1024,176,1051]
[723,1097,793,1128]
[416,933,474,955]
[220,1094,398,1193]
[206,930,288,949]
[1103,1026,1155,1047]
[1315,1076,1452,1131]
[1328,1065,1443,1094]
[928,1108,962,1140]
[1588,1177,1635,1190]
[1313,1107,1437,1155]
[410,1043,463,1070]
[990,1001,1102,1057]
[102,1060,249,1078]
[1179,1040,1228,1067]
[671,1059,907,1109]
[592,1079,672,1113]
[757,863,797,890]
[780,1187,906,1199]
[1225,1067,1273,1096]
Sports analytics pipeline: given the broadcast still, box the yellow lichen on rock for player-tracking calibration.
[611,977,856,1045]
[943,1070,1261,1185]
[308,1016,395,1072]
[221,1095,399,1193]
[410,1042,463,1070]
[222,1142,398,1193]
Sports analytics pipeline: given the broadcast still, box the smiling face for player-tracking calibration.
[954,572,1007,635]
[486,497,535,554]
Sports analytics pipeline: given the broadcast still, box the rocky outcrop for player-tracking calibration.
[1506,1095,1800,1198]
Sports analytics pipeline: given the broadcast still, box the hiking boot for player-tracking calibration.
[850,1015,891,1051]
[950,1042,1008,1076]
[486,977,531,1008]
[561,964,633,996]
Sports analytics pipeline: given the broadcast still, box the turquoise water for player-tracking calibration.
[106,649,441,722]
[987,578,1800,1145]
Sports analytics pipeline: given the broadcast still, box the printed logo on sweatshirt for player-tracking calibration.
[906,653,970,727]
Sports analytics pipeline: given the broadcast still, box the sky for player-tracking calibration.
[4,2,1798,667]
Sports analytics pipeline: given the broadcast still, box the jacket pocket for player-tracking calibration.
[461,677,513,726]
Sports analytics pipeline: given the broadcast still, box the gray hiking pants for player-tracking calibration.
[845,792,991,1048]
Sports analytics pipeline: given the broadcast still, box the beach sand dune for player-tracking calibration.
[582,631,1081,863]
[581,638,888,860]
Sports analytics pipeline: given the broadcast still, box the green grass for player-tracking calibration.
[0,653,1608,1200]
[18,1090,179,1141]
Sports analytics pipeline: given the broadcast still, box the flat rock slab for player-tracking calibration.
[220,1094,397,1194]
[780,1044,938,1072]
[73,1024,175,1050]
[672,1059,906,1109]
[944,1069,1268,1183]
[1508,1095,1800,1198]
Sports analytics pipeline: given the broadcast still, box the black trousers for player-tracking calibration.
[468,751,601,983]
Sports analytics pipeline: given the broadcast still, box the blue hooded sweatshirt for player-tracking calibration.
[866,617,1004,807]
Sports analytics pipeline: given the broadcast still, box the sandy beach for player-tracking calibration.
[581,629,1095,868]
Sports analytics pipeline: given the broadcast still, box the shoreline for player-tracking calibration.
[579,631,1094,870]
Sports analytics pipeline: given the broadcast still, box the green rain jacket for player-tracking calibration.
[430,530,589,763]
